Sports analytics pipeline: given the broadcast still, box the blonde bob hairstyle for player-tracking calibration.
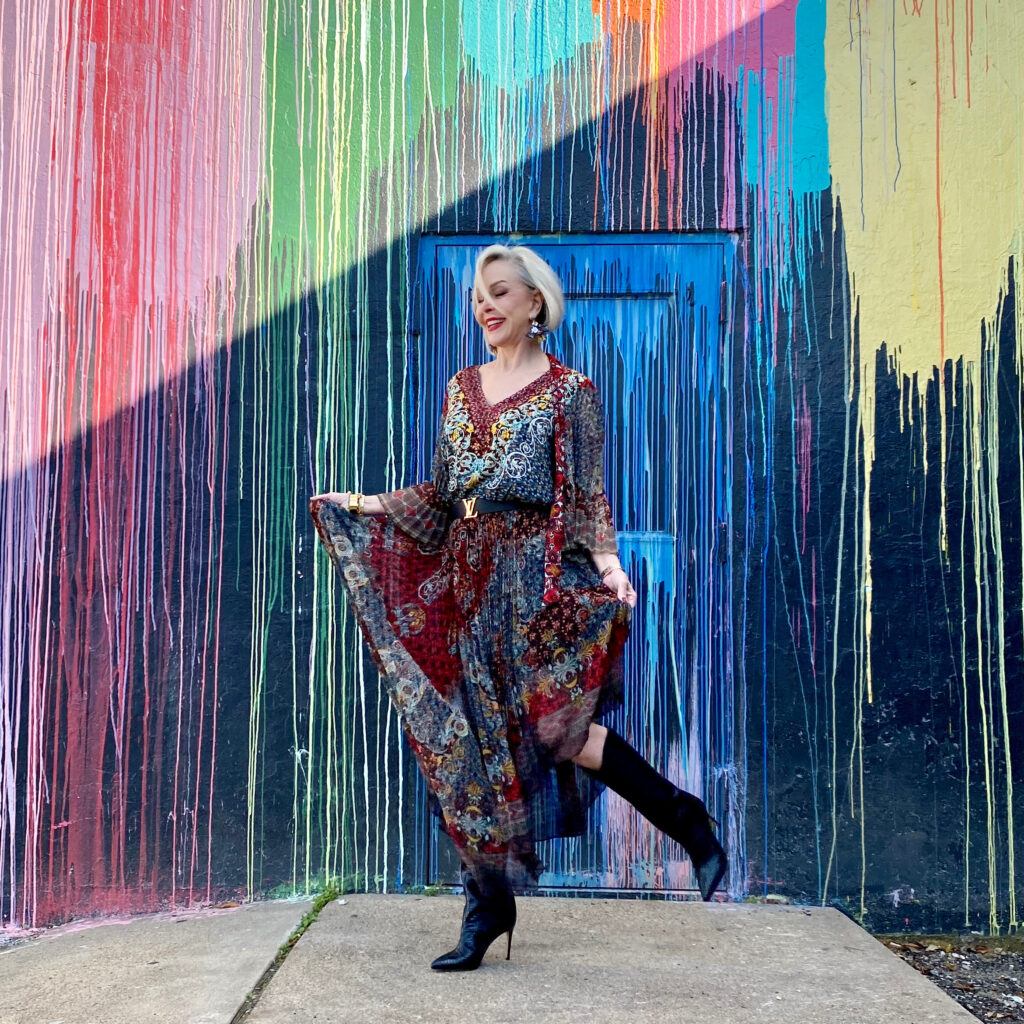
[473,244,566,336]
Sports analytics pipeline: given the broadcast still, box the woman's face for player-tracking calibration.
[473,258,543,349]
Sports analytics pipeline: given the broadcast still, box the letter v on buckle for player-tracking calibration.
[462,497,478,519]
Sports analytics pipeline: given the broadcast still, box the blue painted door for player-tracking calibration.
[410,235,738,894]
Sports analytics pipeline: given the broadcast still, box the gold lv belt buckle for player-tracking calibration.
[462,497,479,519]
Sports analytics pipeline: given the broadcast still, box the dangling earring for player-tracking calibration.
[527,319,547,342]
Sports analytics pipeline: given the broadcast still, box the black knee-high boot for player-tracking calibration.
[587,729,727,901]
[430,866,516,971]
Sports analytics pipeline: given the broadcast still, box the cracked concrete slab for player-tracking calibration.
[246,894,976,1024]
[0,899,311,1024]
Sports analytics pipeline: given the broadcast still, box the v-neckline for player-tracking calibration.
[470,358,554,413]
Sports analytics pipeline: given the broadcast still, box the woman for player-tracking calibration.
[309,244,726,971]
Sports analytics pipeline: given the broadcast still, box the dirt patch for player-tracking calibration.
[878,934,1024,1021]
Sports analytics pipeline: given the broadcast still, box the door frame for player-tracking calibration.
[409,230,743,896]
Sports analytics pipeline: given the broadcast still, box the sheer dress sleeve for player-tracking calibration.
[563,382,619,557]
[377,395,452,551]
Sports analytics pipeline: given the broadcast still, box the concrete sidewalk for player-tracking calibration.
[0,899,311,1024]
[0,894,978,1023]
[247,895,976,1024]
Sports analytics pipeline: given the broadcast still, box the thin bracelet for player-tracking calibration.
[600,564,623,580]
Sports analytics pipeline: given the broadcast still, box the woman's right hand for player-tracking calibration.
[309,491,385,515]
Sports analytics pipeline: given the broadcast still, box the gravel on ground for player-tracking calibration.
[877,934,1024,1022]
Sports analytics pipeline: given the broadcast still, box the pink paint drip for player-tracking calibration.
[0,0,262,927]
[593,0,799,229]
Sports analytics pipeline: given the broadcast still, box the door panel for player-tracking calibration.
[411,235,737,893]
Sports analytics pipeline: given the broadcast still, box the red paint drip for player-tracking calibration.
[4,0,261,927]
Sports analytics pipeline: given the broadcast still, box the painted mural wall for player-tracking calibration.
[1,0,1021,932]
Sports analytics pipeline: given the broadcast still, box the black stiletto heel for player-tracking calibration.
[430,869,517,971]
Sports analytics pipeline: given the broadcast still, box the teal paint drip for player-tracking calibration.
[460,0,599,92]
[791,0,829,196]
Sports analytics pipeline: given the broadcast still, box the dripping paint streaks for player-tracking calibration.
[1,0,1021,934]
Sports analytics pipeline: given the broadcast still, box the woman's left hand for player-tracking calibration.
[602,567,637,607]
[309,491,350,507]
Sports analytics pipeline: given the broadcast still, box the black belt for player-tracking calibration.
[451,497,550,520]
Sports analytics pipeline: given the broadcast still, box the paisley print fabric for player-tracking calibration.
[310,356,630,884]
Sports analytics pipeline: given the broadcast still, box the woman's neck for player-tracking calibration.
[489,340,548,375]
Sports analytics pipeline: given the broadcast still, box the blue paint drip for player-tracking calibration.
[410,236,738,894]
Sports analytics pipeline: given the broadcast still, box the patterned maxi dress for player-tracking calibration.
[309,356,631,883]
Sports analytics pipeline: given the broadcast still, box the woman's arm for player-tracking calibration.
[564,383,636,607]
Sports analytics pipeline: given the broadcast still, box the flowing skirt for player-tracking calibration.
[310,498,631,883]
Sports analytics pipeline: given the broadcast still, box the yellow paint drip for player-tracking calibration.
[828,2,1023,385]
[826,0,1023,931]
